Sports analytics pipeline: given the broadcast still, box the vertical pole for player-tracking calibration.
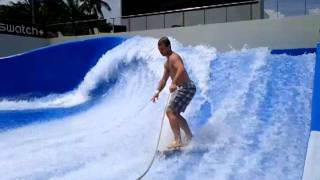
[226,7,228,22]
[276,0,279,18]
[164,14,166,28]
[146,16,148,30]
[261,0,264,19]
[305,0,307,15]
[182,11,185,26]
[31,0,35,24]
[113,18,115,33]
[250,4,253,20]
[128,18,131,31]
[203,9,206,24]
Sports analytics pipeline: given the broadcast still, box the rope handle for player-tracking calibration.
[137,93,171,180]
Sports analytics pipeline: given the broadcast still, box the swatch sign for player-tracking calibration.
[0,22,46,38]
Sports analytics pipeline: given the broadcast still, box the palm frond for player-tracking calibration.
[101,0,111,11]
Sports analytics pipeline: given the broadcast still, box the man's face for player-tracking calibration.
[158,43,170,56]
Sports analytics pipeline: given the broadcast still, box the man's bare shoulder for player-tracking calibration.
[169,52,182,63]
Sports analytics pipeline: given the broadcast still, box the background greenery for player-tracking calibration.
[0,0,116,36]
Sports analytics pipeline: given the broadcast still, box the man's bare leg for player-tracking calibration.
[166,108,182,148]
[177,114,193,143]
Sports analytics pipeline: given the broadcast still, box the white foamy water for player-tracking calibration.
[0,36,315,180]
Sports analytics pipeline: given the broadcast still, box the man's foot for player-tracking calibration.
[184,134,193,145]
[167,140,184,149]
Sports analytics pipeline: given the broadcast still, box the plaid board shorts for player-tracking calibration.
[169,80,196,114]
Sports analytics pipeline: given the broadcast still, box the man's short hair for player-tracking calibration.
[158,36,171,47]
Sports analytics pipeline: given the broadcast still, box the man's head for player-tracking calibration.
[158,36,171,56]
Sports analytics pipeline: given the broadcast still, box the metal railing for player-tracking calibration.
[264,0,320,18]
[121,0,259,18]
[2,0,320,38]
[113,0,261,32]
[36,0,262,37]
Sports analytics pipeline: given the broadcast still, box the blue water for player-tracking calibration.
[0,37,315,180]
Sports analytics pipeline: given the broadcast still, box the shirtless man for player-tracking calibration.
[151,37,196,149]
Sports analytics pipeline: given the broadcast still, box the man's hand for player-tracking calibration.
[151,92,160,103]
[169,83,177,93]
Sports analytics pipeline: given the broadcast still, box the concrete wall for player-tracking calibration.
[0,34,49,57]
[303,43,320,180]
[49,15,320,52]
[303,132,320,180]
[2,15,319,57]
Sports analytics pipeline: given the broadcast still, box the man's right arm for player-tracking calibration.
[156,65,170,93]
[151,65,169,102]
